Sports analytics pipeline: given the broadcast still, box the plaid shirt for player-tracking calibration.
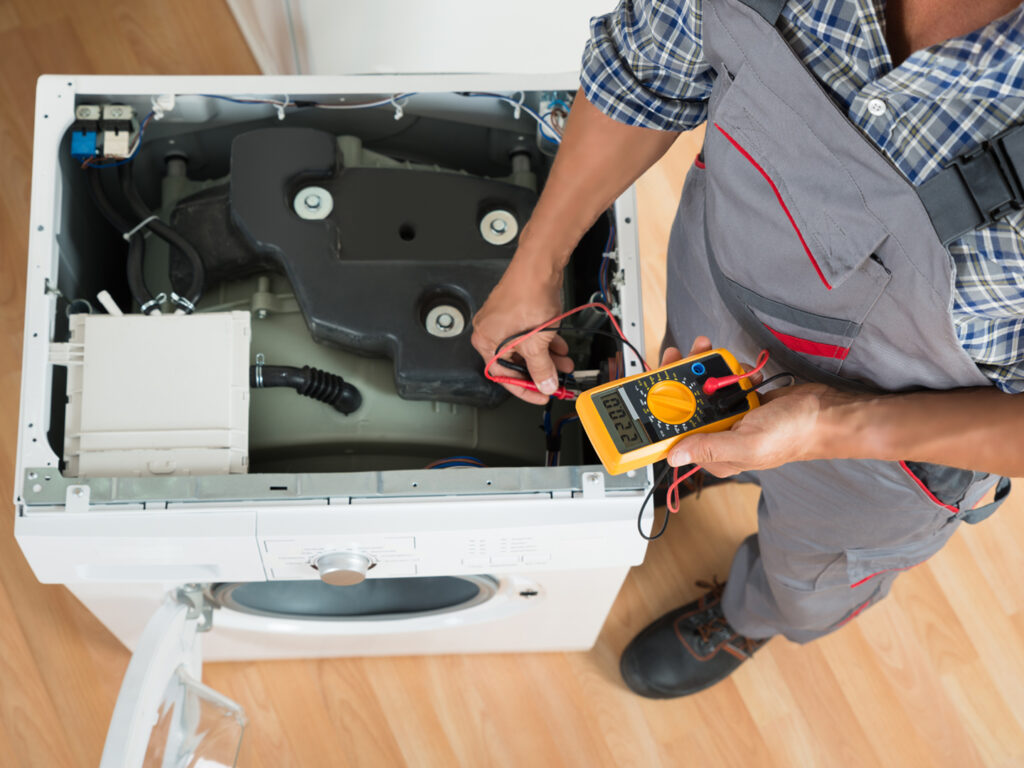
[582,0,1024,392]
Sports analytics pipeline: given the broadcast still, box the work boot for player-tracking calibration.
[619,579,770,698]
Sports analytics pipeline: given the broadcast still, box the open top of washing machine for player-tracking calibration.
[15,72,652,767]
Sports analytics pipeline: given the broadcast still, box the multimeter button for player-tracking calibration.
[646,380,697,425]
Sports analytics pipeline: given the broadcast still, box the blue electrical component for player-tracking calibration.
[70,131,98,160]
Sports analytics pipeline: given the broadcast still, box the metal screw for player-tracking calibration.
[72,487,84,497]
[255,309,268,320]
[479,209,518,245]
[293,186,333,220]
[425,304,465,338]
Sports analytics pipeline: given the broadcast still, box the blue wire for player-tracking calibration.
[198,93,272,105]
[548,98,571,113]
[554,415,579,437]
[599,220,617,304]
[84,111,155,169]
[456,92,562,144]
[427,455,486,469]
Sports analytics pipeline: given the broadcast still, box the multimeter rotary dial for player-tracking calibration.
[646,380,697,424]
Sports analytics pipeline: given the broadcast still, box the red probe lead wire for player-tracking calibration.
[484,302,644,399]
[666,464,702,514]
[701,350,770,395]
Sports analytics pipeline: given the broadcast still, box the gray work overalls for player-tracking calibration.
[666,0,1014,642]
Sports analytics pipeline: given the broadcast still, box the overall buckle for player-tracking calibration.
[952,124,1024,226]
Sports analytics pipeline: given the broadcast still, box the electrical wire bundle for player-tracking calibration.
[196,91,564,143]
[80,110,155,169]
[541,97,571,141]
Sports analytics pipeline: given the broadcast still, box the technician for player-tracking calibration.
[472,0,1024,698]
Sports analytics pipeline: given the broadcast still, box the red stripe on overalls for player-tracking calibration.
[714,123,833,291]
[847,462,960,589]
[899,460,958,514]
[762,323,850,360]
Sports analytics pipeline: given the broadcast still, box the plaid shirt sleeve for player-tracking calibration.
[581,0,714,131]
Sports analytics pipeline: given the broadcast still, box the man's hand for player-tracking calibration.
[664,336,856,477]
[661,335,1024,479]
[470,247,574,406]
[470,90,681,406]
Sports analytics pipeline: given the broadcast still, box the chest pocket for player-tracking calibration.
[702,63,894,378]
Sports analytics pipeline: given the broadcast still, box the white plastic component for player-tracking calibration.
[100,104,136,158]
[96,290,124,316]
[75,104,101,120]
[60,312,251,477]
[151,93,175,119]
[101,130,131,158]
[101,104,134,121]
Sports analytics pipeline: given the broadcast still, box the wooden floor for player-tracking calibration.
[1,2,1023,766]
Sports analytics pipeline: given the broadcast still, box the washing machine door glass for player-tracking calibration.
[212,575,496,620]
[100,590,246,768]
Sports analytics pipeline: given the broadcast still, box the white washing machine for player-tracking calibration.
[13,71,652,764]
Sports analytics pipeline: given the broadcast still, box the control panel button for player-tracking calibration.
[646,380,697,425]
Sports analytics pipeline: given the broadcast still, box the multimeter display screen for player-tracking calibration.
[600,392,650,452]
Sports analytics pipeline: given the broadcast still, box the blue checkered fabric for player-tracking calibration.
[582,0,1024,391]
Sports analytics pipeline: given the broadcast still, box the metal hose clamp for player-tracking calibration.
[254,352,265,388]
[139,292,167,314]
[169,292,196,313]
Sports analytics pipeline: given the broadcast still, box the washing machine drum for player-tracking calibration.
[211,575,497,621]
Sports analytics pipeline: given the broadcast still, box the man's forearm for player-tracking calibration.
[819,387,1024,476]
[515,89,681,274]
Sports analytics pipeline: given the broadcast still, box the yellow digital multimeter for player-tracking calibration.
[576,348,760,475]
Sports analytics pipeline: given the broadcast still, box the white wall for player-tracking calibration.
[228,0,614,75]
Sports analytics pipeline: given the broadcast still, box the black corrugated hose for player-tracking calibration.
[250,364,363,415]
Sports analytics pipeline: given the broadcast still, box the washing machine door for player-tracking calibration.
[100,587,246,768]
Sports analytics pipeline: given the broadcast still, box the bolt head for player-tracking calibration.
[304,194,321,210]
[255,309,268,319]
[436,313,454,330]
[490,218,507,234]
[72,487,84,496]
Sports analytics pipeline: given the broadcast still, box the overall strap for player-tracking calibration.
[959,476,1012,525]
[732,0,786,24]
[917,123,1024,244]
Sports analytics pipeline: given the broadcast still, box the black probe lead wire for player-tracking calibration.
[638,463,674,541]
[495,324,648,374]
[714,372,798,411]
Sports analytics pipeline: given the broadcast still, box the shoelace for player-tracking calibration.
[692,577,730,644]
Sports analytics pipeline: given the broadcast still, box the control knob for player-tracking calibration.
[314,551,373,586]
